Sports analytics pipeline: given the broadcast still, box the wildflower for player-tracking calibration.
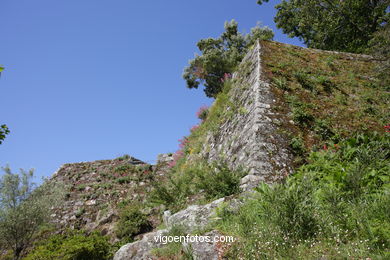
[190,124,199,132]
[385,124,390,132]
[196,106,209,121]
[220,72,232,83]
[323,144,328,150]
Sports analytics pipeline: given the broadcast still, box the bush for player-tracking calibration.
[216,133,390,259]
[193,164,244,200]
[149,163,245,212]
[114,164,135,173]
[272,77,289,91]
[196,106,209,121]
[115,204,152,241]
[24,231,112,260]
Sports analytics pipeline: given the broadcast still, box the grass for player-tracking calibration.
[148,162,245,213]
[262,40,389,152]
[214,133,390,259]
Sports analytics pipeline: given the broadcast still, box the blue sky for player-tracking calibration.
[0,0,303,181]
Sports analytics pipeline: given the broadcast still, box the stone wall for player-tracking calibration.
[200,42,293,187]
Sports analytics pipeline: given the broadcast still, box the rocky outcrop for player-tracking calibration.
[48,156,163,241]
[113,198,226,260]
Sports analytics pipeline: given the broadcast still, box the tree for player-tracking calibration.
[369,22,390,87]
[183,20,274,98]
[0,167,63,259]
[0,124,10,145]
[257,0,389,53]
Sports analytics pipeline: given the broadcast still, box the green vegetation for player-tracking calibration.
[149,163,245,212]
[114,164,135,173]
[369,22,390,88]
[0,124,10,145]
[257,0,389,53]
[115,203,152,242]
[151,225,192,259]
[0,167,64,260]
[115,154,131,161]
[215,133,390,259]
[262,40,389,152]
[183,20,273,97]
[23,231,113,260]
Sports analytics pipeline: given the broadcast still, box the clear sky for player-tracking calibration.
[0,0,304,182]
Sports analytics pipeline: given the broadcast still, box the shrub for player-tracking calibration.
[116,154,131,161]
[115,204,152,241]
[24,231,112,260]
[293,71,315,91]
[289,136,306,156]
[114,164,135,173]
[149,173,193,211]
[150,163,245,212]
[272,77,289,91]
[216,133,390,259]
[116,176,132,184]
[196,106,209,121]
[193,164,245,200]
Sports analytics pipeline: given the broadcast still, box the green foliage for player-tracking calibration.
[74,208,85,218]
[23,231,112,260]
[369,22,390,89]
[116,154,131,161]
[289,136,306,156]
[116,176,132,184]
[258,0,389,53]
[151,225,192,259]
[296,133,390,197]
[272,77,289,91]
[149,163,245,212]
[114,164,135,173]
[215,133,390,259]
[287,95,314,128]
[0,167,64,259]
[183,20,273,97]
[0,124,10,145]
[263,40,390,153]
[115,204,152,241]
[293,70,316,91]
[192,164,244,200]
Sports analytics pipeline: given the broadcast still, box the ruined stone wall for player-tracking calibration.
[200,42,293,187]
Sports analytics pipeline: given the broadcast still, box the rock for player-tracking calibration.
[113,229,168,260]
[85,199,96,206]
[114,198,225,260]
[74,201,83,206]
[183,230,223,260]
[96,208,117,226]
[240,174,263,191]
[166,198,225,232]
[163,210,171,226]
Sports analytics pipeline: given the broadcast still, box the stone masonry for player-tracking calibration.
[200,41,293,189]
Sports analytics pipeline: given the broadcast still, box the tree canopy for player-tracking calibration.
[258,0,389,53]
[0,167,64,259]
[369,22,390,87]
[0,124,10,145]
[183,20,274,98]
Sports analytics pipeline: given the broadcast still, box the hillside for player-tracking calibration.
[11,41,389,260]
[44,154,175,243]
